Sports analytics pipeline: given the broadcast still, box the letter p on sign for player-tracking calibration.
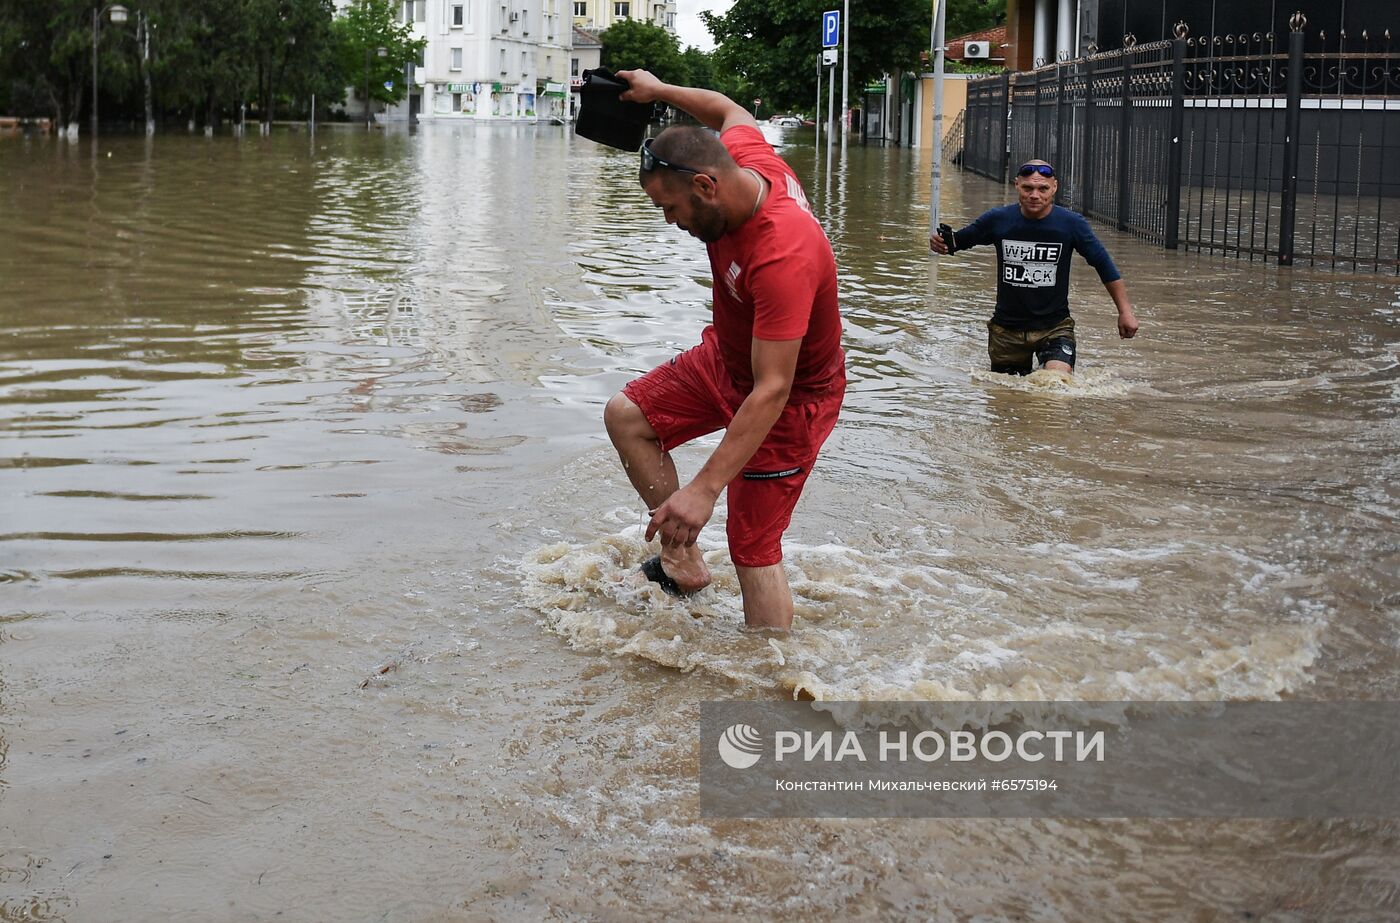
[822,10,840,48]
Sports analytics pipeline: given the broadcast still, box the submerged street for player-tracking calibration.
[1,124,1397,919]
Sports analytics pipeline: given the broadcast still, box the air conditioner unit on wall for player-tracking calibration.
[964,41,990,59]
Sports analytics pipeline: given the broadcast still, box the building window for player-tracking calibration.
[451,47,463,70]
[499,48,507,73]
[570,57,580,76]
[573,1,586,16]
[452,4,463,26]
[415,0,426,22]
[521,50,528,76]
[614,1,629,17]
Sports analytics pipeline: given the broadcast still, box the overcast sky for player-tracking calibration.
[676,0,735,51]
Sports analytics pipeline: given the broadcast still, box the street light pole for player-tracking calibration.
[365,44,388,129]
[928,0,947,239]
[91,8,98,138]
[90,3,130,139]
[139,11,154,136]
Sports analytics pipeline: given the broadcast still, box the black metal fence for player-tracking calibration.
[961,14,1400,274]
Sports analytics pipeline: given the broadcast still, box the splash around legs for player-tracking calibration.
[604,392,713,594]
[736,563,794,631]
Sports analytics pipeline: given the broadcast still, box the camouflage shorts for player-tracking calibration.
[986,316,1077,374]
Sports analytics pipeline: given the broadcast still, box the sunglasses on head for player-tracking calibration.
[641,139,713,179]
[1017,163,1056,178]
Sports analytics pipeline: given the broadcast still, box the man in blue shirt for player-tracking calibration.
[930,160,1140,375]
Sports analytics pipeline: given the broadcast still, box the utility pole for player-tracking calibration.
[928,0,946,238]
[92,8,100,138]
[90,4,130,139]
[820,10,839,166]
[826,55,835,173]
[139,11,153,135]
[840,0,849,142]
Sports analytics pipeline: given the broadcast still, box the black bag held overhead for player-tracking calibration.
[573,67,655,151]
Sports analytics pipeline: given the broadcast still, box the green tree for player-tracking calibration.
[702,0,929,112]
[599,19,684,84]
[0,0,110,128]
[0,0,399,129]
[245,0,342,126]
[152,0,254,129]
[334,0,424,123]
[676,45,745,98]
[947,0,1004,40]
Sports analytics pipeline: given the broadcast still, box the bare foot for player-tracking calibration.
[660,544,712,593]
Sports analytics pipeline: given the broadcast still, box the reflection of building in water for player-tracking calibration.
[388,125,586,386]
[337,0,579,123]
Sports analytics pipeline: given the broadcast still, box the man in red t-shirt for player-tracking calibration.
[603,70,845,630]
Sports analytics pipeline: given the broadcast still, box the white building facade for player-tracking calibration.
[334,0,675,123]
[371,0,576,122]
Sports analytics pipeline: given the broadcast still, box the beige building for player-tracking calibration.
[913,75,970,150]
[570,26,603,81]
[570,0,676,35]
[565,27,603,119]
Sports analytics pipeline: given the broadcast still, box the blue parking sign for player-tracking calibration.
[822,10,840,48]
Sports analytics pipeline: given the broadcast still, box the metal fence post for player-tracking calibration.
[1000,72,1011,183]
[1165,32,1188,248]
[1082,54,1095,216]
[1032,72,1043,162]
[1056,60,1069,205]
[1117,46,1134,230]
[1278,16,1306,266]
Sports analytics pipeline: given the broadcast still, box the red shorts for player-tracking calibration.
[622,334,844,568]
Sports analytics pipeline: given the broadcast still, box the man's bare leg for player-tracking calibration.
[604,393,711,591]
[1042,359,1072,373]
[735,563,794,630]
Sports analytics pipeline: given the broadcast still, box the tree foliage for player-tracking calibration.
[676,46,743,99]
[599,20,742,100]
[599,19,686,84]
[334,0,424,112]
[947,0,1004,40]
[0,0,421,129]
[0,0,103,128]
[702,0,1002,112]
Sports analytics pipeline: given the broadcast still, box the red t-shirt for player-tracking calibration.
[706,125,844,401]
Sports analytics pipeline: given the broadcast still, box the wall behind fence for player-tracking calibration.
[960,14,1399,274]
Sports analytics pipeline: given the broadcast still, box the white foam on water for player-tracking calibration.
[519,517,1323,704]
[970,366,1136,397]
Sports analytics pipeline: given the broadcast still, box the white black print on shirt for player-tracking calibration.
[1001,239,1063,287]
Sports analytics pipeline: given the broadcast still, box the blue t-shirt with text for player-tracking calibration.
[952,205,1121,330]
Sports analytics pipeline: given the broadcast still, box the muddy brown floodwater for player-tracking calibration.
[1,124,1397,920]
